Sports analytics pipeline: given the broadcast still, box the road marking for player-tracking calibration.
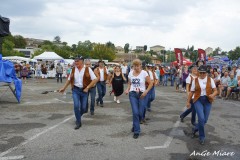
[0,116,74,158]
[144,107,185,150]
[0,155,24,160]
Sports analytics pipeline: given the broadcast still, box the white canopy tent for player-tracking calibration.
[33,51,63,60]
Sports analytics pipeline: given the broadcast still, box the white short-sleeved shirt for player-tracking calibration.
[236,69,240,78]
[68,67,97,88]
[191,76,216,96]
[128,70,148,92]
[121,66,128,74]
[154,72,159,80]
[147,70,154,80]
[186,74,197,99]
[99,67,109,81]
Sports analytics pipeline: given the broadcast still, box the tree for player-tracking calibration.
[124,43,129,53]
[75,40,93,58]
[106,41,115,51]
[228,46,240,60]
[213,47,221,55]
[90,43,116,61]
[54,36,61,43]
[144,45,147,52]
[13,35,27,48]
[161,50,167,62]
[2,36,25,57]
[138,55,152,64]
[189,50,198,62]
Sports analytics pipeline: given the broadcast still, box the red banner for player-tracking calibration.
[198,49,206,64]
[174,48,183,65]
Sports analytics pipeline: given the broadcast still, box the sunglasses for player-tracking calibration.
[199,72,206,74]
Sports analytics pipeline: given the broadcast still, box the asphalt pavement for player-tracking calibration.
[0,79,239,160]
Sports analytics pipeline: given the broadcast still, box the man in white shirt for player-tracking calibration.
[121,62,128,83]
[59,56,98,129]
[96,60,109,107]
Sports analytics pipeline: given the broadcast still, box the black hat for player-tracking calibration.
[198,65,207,72]
[196,60,204,66]
[189,64,197,70]
[74,56,84,61]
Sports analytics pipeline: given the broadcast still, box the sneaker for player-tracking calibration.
[116,100,120,104]
[74,123,82,130]
[114,96,116,101]
[133,133,139,139]
[199,139,205,145]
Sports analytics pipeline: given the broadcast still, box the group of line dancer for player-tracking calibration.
[179,59,218,145]
[125,59,161,139]
[59,56,130,129]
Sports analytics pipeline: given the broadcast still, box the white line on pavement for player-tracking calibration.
[0,155,24,160]
[144,106,185,150]
[0,116,74,158]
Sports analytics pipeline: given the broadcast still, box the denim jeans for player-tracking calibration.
[159,75,163,85]
[147,86,155,109]
[56,73,63,83]
[129,91,146,134]
[193,96,212,141]
[96,81,106,105]
[142,91,150,120]
[86,86,96,113]
[163,74,168,86]
[180,100,196,125]
[72,86,88,124]
[171,75,175,86]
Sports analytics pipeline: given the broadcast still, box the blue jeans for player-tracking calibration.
[193,96,212,141]
[72,86,88,124]
[180,100,196,125]
[159,75,163,85]
[86,86,96,113]
[171,75,175,86]
[163,74,168,86]
[96,81,106,105]
[147,86,155,109]
[129,91,146,134]
[56,73,62,83]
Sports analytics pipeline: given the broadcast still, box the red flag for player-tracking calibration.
[174,48,183,65]
[198,49,206,64]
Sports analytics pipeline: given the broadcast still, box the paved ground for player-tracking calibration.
[0,79,240,160]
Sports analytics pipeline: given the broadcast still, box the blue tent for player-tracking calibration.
[0,54,22,103]
[220,56,230,62]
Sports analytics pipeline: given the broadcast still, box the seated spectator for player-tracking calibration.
[218,71,230,98]
[225,73,238,100]
[213,71,221,88]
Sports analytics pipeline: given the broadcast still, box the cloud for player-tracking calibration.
[1,0,240,51]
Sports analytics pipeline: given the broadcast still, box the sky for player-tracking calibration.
[1,0,240,51]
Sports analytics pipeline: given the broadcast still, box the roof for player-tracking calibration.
[33,51,63,60]
[150,45,165,48]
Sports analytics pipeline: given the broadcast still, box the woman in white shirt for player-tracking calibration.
[125,59,153,139]
[186,65,218,145]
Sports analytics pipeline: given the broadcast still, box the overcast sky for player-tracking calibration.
[1,0,240,51]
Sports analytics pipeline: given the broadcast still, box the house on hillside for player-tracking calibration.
[150,45,165,54]
[205,47,213,55]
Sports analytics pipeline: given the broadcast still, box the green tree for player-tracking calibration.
[124,43,129,53]
[228,46,240,60]
[213,47,221,55]
[13,35,27,48]
[189,50,198,62]
[2,37,24,57]
[75,40,93,58]
[106,41,115,51]
[138,55,152,64]
[54,36,61,43]
[90,43,116,61]
[144,45,147,52]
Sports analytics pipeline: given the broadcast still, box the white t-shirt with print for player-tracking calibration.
[128,70,148,92]
[191,76,216,96]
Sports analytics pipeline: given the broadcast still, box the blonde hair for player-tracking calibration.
[132,59,142,66]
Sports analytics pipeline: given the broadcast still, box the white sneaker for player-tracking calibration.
[114,96,116,101]
[116,100,120,104]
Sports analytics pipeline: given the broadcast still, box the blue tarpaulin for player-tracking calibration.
[0,54,22,103]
